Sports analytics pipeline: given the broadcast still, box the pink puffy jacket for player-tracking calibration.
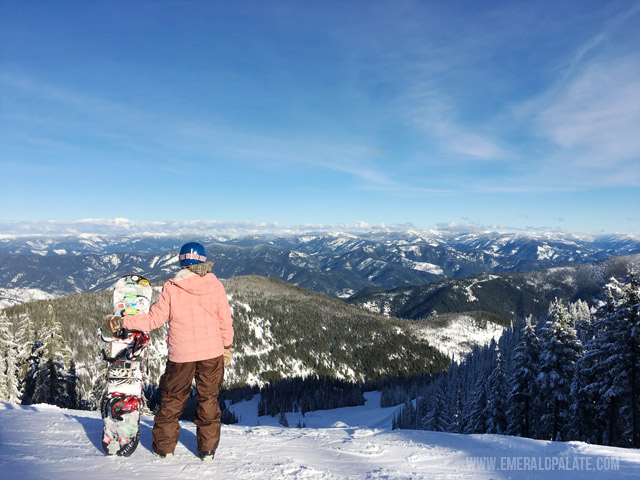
[122,269,234,363]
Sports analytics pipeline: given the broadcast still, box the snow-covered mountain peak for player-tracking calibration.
[1,226,639,307]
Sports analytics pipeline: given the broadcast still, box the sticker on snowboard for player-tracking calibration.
[98,274,152,456]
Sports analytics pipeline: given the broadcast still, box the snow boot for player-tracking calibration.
[153,449,174,460]
[199,450,215,462]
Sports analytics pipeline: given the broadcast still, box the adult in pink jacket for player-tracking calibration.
[105,242,233,462]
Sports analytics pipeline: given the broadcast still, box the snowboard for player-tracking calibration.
[98,274,152,456]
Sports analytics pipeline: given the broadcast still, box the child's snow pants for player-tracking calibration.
[152,356,224,455]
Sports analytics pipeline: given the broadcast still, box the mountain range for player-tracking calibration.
[3,226,640,406]
[348,253,640,320]
[1,229,639,307]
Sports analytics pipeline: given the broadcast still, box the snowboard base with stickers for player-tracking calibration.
[98,274,152,456]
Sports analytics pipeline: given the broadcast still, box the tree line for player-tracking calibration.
[391,271,640,449]
[0,305,80,409]
[0,289,167,409]
[257,376,365,417]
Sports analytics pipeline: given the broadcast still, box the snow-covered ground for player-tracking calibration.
[1,392,639,479]
[413,315,505,360]
[0,287,57,308]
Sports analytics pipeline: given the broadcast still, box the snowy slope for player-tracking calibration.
[0,287,55,308]
[412,315,505,360]
[2,393,639,479]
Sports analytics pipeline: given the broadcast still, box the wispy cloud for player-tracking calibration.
[563,2,640,77]
[4,70,431,194]
[512,4,640,187]
[2,0,638,222]
[388,3,640,193]
[404,80,510,162]
[535,56,640,165]
[0,72,172,158]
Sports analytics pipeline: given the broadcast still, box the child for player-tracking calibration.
[105,242,234,462]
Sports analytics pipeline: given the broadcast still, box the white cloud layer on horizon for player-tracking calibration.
[1,218,639,238]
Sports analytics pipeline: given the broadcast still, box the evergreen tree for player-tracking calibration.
[537,299,583,440]
[450,388,465,434]
[395,399,418,430]
[31,358,60,405]
[484,351,508,434]
[32,305,75,408]
[569,353,601,443]
[569,300,594,344]
[20,322,44,405]
[279,410,289,427]
[465,374,488,434]
[423,380,451,432]
[462,339,499,434]
[584,272,640,447]
[64,361,80,409]
[506,317,539,438]
[448,365,466,434]
[0,314,20,403]
[39,305,73,366]
[0,314,9,400]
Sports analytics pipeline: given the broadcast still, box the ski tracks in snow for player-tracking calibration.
[3,396,640,479]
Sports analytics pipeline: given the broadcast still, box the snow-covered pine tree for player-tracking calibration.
[0,313,21,403]
[422,377,451,432]
[465,373,489,434]
[497,320,519,367]
[0,314,8,399]
[395,399,418,430]
[64,360,79,410]
[18,314,44,405]
[584,272,640,447]
[567,298,599,443]
[506,316,539,438]
[536,299,583,441]
[484,350,508,434]
[463,338,498,434]
[451,388,465,434]
[31,305,75,408]
[447,363,466,434]
[569,352,602,443]
[569,299,594,344]
[455,345,481,433]
[381,382,412,408]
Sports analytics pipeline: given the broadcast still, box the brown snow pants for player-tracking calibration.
[152,356,224,455]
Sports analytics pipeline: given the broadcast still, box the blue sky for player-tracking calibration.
[1,0,639,234]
